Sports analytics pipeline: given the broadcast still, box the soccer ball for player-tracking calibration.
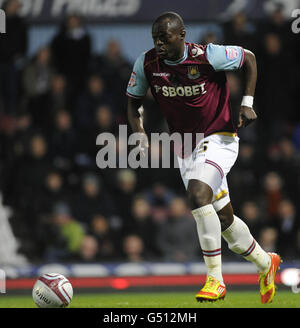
[32,273,73,308]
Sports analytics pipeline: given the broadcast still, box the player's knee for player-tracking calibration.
[187,180,213,210]
[217,203,234,231]
[218,212,234,231]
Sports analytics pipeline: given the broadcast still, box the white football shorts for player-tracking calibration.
[177,133,239,212]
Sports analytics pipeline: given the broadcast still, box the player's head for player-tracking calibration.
[152,12,186,61]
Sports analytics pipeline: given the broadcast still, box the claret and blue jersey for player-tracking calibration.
[126,42,245,142]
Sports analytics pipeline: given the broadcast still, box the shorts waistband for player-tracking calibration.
[211,132,237,137]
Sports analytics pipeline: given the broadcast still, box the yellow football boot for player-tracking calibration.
[196,276,226,302]
[259,252,282,304]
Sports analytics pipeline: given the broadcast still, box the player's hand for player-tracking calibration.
[137,132,149,158]
[238,106,257,128]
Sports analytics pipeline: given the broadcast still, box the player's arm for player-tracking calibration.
[205,43,257,127]
[126,53,149,156]
[239,49,257,127]
[127,98,149,156]
[127,98,145,133]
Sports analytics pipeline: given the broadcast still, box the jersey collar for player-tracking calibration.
[164,44,188,66]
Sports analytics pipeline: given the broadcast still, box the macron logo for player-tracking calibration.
[153,72,170,77]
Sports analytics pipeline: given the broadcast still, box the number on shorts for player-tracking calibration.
[198,140,209,153]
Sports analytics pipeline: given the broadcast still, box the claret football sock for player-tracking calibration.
[192,204,223,283]
[222,215,271,273]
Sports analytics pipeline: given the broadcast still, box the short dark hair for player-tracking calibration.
[153,12,184,31]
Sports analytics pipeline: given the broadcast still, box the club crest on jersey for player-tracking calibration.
[187,66,200,79]
[128,71,137,87]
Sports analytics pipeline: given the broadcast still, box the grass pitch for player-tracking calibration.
[0,290,299,308]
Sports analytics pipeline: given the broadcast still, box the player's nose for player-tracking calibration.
[154,38,164,46]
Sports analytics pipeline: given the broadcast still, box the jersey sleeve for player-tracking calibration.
[205,43,245,71]
[126,52,149,99]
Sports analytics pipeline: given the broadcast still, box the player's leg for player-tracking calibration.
[218,202,271,271]
[187,178,226,302]
[183,158,227,302]
[178,157,226,301]
[217,201,282,303]
[178,134,237,302]
[187,179,223,284]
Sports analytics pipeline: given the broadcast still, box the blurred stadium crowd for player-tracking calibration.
[0,1,300,265]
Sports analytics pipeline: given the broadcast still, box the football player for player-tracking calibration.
[127,12,281,303]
